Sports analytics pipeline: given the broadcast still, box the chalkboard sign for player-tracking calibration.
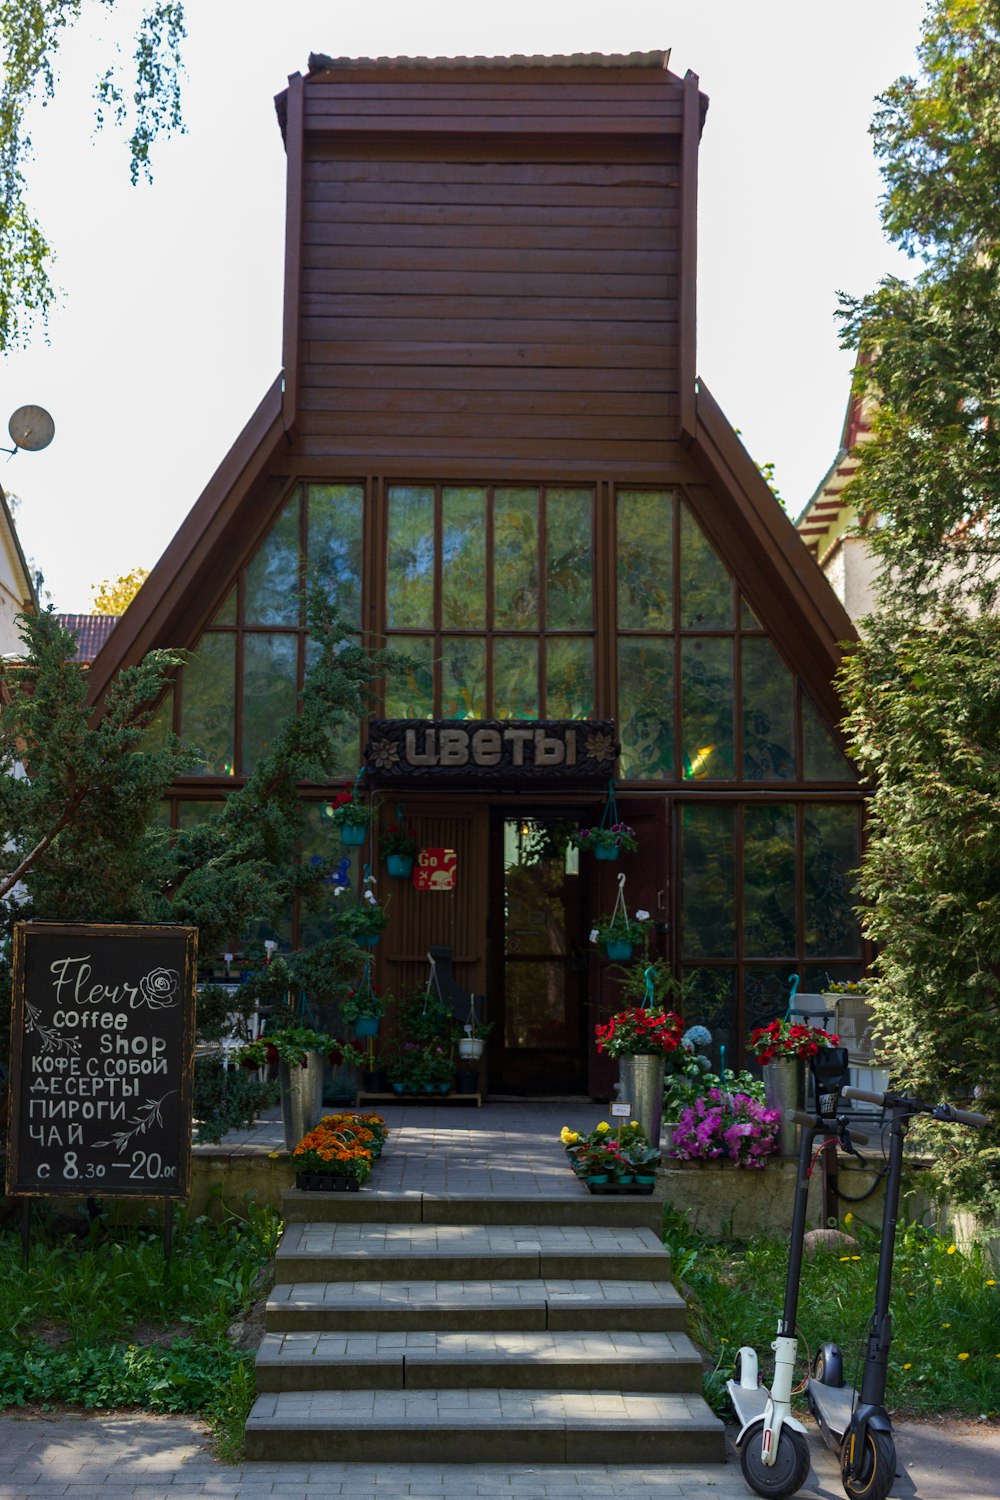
[5,923,197,1199]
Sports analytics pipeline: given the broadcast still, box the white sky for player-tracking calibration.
[1,0,925,613]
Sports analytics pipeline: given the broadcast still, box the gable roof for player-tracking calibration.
[55,614,120,665]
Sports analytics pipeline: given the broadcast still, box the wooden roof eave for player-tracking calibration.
[85,375,289,713]
[689,380,857,728]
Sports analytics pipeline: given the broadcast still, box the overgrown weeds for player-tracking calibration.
[663,1203,1000,1420]
[0,1195,280,1458]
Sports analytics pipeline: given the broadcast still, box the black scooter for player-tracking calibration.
[806,1084,987,1500]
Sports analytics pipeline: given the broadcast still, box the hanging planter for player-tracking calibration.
[380,804,419,878]
[589,873,651,964]
[571,781,638,860]
[333,868,389,950]
[328,770,374,848]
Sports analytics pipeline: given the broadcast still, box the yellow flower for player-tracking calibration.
[851,1256,861,1261]
[987,1280,997,1287]
[935,1279,942,1286]
[958,1352,970,1361]
[631,1120,640,1128]
[720,1337,729,1344]
[942,1322,951,1329]
[844,1212,854,1225]
[267,1151,280,1160]
[839,1256,851,1262]
[596,1122,610,1134]
[947,1245,957,1255]
[902,1363,912,1370]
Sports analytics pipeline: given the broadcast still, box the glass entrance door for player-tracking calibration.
[492,815,587,1094]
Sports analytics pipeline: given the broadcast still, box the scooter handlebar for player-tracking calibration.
[785,1109,869,1143]
[842,1086,988,1128]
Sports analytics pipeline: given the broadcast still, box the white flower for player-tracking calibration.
[589,929,599,944]
[364,889,377,904]
[333,885,345,896]
[636,909,651,921]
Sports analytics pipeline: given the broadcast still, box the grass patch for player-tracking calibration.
[0,1196,280,1458]
[663,1203,1000,1420]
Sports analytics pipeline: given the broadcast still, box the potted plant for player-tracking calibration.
[340,971,388,1038]
[457,997,492,1064]
[235,1023,362,1150]
[334,881,389,950]
[379,822,419,878]
[589,907,651,962]
[420,1042,454,1093]
[328,788,374,846]
[595,1000,685,1149]
[748,1017,841,1153]
[571,821,639,860]
[290,1111,388,1190]
[669,1086,782,1170]
[386,1042,423,1094]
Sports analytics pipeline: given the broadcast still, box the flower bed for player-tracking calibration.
[291,1111,388,1189]
[668,1087,780,1170]
[560,1119,660,1194]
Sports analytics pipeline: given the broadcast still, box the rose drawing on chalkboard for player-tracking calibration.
[134,967,180,1009]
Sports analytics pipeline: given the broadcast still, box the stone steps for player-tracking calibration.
[255,1328,703,1392]
[266,1277,689,1333]
[243,1388,722,1464]
[247,1181,725,1465]
[274,1220,670,1283]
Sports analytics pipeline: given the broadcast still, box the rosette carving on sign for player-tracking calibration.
[367,737,400,771]
[584,730,616,763]
[134,966,180,1009]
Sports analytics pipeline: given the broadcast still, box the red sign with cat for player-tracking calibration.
[413,848,458,891]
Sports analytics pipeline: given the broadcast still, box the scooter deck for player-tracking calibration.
[807,1377,856,1440]
[725,1379,771,1426]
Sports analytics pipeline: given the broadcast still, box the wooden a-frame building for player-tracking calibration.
[87,50,864,1096]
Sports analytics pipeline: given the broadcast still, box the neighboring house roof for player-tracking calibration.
[0,486,38,608]
[794,379,874,565]
[55,614,120,665]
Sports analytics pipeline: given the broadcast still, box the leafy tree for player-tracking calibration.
[838,0,1000,1212]
[0,1,187,350]
[0,587,403,1137]
[90,566,150,613]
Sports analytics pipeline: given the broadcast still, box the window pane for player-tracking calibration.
[545,488,593,628]
[387,485,435,627]
[244,492,301,625]
[384,635,434,717]
[441,635,486,719]
[745,968,800,1033]
[802,696,857,781]
[177,800,225,829]
[681,638,734,779]
[743,804,797,957]
[139,685,174,753]
[304,636,361,776]
[182,633,235,776]
[494,487,539,628]
[242,634,298,773]
[804,804,862,957]
[545,637,593,718]
[742,637,796,780]
[680,803,736,957]
[214,588,237,626]
[494,638,538,718]
[617,489,673,628]
[308,484,364,627]
[680,502,733,628]
[740,595,762,630]
[441,486,486,628]
[618,637,673,780]
[680,968,736,1068]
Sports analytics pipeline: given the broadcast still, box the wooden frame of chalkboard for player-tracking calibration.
[5,922,198,1199]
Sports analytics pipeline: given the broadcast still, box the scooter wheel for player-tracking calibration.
[813,1342,844,1388]
[738,1418,811,1498]
[840,1428,896,1500]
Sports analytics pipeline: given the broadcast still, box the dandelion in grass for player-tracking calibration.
[942,1322,951,1329]
[987,1280,997,1287]
[947,1245,957,1256]
[844,1212,854,1225]
[903,1363,912,1370]
[840,1256,851,1262]
[958,1353,970,1361]
[851,1255,861,1261]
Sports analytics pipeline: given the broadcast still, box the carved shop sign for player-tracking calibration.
[365,720,618,785]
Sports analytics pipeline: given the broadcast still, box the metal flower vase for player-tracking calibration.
[280,1052,325,1149]
[763,1056,805,1156]
[618,1053,666,1151]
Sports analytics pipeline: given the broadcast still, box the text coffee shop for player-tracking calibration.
[87,51,867,1098]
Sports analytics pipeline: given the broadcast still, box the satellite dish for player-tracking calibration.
[7,404,55,453]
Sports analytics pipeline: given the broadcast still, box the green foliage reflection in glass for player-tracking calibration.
[442,487,486,628]
[743,804,797,957]
[442,636,486,718]
[388,486,435,628]
[681,638,734,779]
[243,633,298,774]
[617,489,673,629]
[680,501,733,628]
[546,637,594,718]
[494,489,539,626]
[742,636,795,780]
[618,637,673,779]
[494,638,538,719]
[802,694,857,781]
[245,491,300,626]
[545,489,593,628]
[804,804,862,958]
[384,635,434,717]
[183,633,235,776]
[309,485,364,627]
[680,803,736,959]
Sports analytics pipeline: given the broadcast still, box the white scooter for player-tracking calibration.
[727,1048,866,1497]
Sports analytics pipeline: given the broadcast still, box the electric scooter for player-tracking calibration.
[728,1046,867,1498]
[806,1084,988,1500]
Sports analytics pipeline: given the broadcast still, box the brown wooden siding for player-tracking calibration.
[293,108,683,472]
